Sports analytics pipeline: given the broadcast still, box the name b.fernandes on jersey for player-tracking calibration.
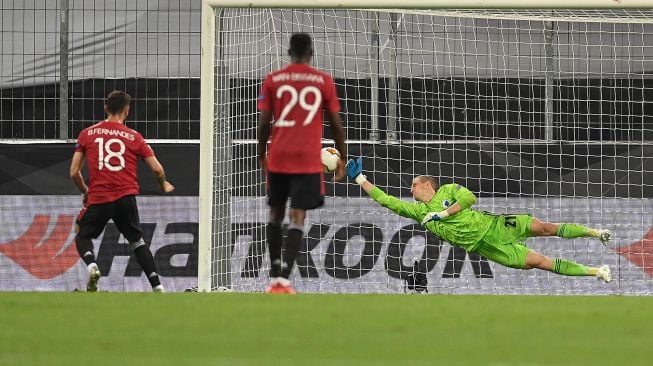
[86,127,136,141]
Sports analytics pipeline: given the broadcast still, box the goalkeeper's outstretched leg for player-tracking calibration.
[524,220,613,282]
[529,219,612,245]
[524,250,612,283]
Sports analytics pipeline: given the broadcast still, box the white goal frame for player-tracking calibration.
[199,0,653,292]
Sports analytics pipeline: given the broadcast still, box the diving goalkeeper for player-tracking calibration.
[345,157,613,283]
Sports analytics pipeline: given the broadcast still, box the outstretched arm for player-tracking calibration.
[345,156,371,190]
[359,179,375,194]
[346,157,421,220]
[345,158,374,193]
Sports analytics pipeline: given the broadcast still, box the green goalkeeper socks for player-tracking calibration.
[557,223,595,238]
[552,259,589,276]
[551,225,596,276]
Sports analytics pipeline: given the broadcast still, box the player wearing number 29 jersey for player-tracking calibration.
[75,120,154,205]
[257,34,347,294]
[258,63,341,173]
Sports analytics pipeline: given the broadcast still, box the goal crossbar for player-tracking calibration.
[205,0,653,9]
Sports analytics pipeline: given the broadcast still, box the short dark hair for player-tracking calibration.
[289,33,312,58]
[105,90,131,115]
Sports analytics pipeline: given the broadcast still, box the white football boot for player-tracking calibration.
[598,229,612,246]
[596,265,612,283]
[153,285,166,293]
[86,265,101,292]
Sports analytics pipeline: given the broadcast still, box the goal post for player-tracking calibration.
[199,1,653,294]
[198,0,214,293]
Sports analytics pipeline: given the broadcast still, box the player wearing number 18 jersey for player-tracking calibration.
[257,33,347,294]
[70,90,175,292]
[76,118,153,205]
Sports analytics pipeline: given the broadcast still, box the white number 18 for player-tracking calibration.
[94,137,125,171]
[275,85,322,127]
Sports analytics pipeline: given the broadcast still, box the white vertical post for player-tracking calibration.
[198,0,216,292]
[214,23,232,289]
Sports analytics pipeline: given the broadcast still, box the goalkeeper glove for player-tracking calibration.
[421,210,449,225]
[346,157,367,185]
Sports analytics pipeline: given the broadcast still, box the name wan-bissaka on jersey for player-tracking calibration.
[271,72,325,84]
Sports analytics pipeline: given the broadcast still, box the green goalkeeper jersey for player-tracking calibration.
[368,183,495,252]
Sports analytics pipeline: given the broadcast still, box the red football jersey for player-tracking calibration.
[75,120,154,205]
[258,63,341,173]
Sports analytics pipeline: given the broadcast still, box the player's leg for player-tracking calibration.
[529,218,611,245]
[524,250,612,283]
[75,204,110,292]
[267,203,286,278]
[266,173,289,290]
[283,173,324,278]
[113,195,164,292]
[280,207,306,281]
[272,173,324,294]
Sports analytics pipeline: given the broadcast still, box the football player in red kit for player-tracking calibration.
[257,33,347,294]
[70,90,174,292]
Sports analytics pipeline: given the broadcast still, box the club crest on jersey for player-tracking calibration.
[442,200,450,208]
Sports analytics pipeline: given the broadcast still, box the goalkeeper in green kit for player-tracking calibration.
[345,157,613,283]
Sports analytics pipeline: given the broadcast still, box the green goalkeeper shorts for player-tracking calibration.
[474,214,535,269]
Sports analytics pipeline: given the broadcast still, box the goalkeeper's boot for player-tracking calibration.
[596,265,612,283]
[86,265,101,292]
[598,229,612,245]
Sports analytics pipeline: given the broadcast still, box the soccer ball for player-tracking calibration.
[321,147,341,172]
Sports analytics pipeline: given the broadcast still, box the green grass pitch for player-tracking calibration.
[1,293,650,366]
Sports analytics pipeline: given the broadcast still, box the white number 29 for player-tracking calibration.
[94,137,126,171]
[275,85,322,127]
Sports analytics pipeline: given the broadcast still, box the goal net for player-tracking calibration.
[199,1,653,294]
